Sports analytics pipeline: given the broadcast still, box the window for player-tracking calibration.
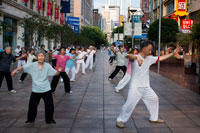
[167,2,174,14]
[30,0,34,10]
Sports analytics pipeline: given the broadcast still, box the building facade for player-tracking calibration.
[0,0,62,52]
[67,0,93,27]
[101,5,120,42]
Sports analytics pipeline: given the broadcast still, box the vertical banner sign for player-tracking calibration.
[47,2,52,16]
[38,0,42,10]
[61,0,71,13]
[175,0,188,16]
[55,8,59,19]
[60,13,64,24]
[24,0,29,2]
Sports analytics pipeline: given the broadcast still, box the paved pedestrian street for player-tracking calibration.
[0,51,200,133]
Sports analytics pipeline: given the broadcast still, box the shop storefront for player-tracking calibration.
[3,16,17,53]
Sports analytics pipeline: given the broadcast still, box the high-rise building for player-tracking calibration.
[101,5,120,42]
[108,0,131,17]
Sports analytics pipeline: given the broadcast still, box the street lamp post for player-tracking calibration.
[158,0,162,74]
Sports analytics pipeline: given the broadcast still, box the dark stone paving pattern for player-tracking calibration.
[0,51,200,133]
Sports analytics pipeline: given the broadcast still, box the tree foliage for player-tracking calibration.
[80,26,107,48]
[112,25,124,37]
[148,18,179,43]
[176,32,191,46]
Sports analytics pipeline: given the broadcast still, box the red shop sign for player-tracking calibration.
[182,19,192,29]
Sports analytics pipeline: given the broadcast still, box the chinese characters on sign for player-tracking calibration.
[175,0,188,16]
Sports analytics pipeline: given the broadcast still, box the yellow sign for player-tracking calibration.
[175,0,189,16]
[119,15,123,26]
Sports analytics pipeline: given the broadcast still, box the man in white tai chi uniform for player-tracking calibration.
[116,41,180,128]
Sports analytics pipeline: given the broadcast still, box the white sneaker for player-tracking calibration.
[70,79,75,82]
[70,91,73,93]
[19,80,22,82]
[108,78,112,81]
[82,72,86,75]
[10,90,17,93]
[60,78,63,82]
[115,89,120,93]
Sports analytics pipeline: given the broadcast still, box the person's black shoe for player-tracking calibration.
[25,120,34,124]
[46,120,56,124]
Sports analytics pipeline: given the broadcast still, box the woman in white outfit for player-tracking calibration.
[116,41,181,128]
[115,47,139,92]
[85,46,96,70]
[76,48,87,74]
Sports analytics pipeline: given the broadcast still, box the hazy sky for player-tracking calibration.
[94,0,140,13]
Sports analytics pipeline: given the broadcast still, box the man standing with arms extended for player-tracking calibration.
[0,46,25,93]
[116,41,180,128]
[108,47,127,80]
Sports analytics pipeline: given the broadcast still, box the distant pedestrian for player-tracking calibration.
[51,47,58,68]
[76,48,87,74]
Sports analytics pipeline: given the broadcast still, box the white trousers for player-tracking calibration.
[117,87,159,123]
[85,57,93,69]
[115,73,131,91]
[76,62,86,74]
[65,66,76,80]
[17,60,26,68]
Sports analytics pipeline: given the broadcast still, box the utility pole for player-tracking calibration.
[158,0,162,74]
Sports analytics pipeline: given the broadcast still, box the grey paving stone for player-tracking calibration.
[138,127,171,133]
[38,128,70,133]
[4,128,37,133]
[73,118,103,129]
[170,128,200,133]
[71,128,103,133]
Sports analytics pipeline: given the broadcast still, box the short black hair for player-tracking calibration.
[60,46,66,51]
[53,46,56,49]
[141,41,154,50]
[69,48,75,53]
[41,44,45,48]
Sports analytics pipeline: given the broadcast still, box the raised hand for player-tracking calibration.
[173,46,182,54]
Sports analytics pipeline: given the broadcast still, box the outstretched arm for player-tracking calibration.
[159,46,181,62]
[11,67,24,77]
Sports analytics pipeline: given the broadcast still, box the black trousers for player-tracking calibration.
[109,66,127,79]
[20,73,28,81]
[27,91,54,123]
[52,59,56,68]
[0,71,13,91]
[51,72,71,93]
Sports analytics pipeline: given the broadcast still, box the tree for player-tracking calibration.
[80,26,107,48]
[60,26,76,46]
[74,34,94,47]
[19,15,48,47]
[111,25,124,37]
[148,18,179,45]
[176,32,191,46]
